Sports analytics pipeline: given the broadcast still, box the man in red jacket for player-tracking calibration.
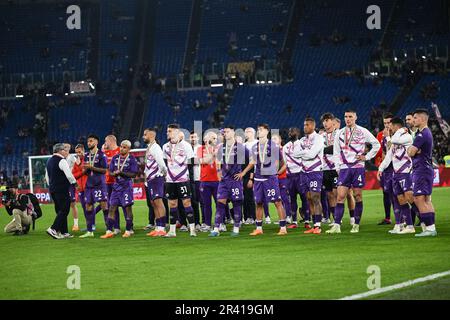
[72,144,88,227]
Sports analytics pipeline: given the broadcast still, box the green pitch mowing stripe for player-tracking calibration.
[0,188,449,300]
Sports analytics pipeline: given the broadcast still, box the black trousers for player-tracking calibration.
[51,191,71,234]
[243,177,256,220]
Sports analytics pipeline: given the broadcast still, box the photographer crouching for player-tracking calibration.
[1,183,42,236]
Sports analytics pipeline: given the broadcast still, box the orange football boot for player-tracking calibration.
[100,232,114,239]
[249,229,264,236]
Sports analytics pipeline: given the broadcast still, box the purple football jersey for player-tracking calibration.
[109,153,139,192]
[412,127,433,173]
[251,140,282,179]
[84,149,107,188]
[216,142,248,181]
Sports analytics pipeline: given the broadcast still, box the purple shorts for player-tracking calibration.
[412,170,433,196]
[69,185,76,202]
[254,175,282,204]
[287,173,303,196]
[148,176,165,201]
[380,169,394,192]
[392,173,412,196]
[301,172,323,193]
[109,188,134,207]
[84,186,108,204]
[217,179,243,201]
[337,168,366,188]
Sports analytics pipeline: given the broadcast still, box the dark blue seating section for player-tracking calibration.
[152,0,192,76]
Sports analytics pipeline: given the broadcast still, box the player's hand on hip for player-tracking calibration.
[356,155,366,161]
[234,173,244,181]
[376,171,382,181]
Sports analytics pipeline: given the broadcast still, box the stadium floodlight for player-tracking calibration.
[15,95,24,98]
[70,91,75,94]
[239,82,244,86]
[256,80,260,84]
[210,83,223,88]
[421,55,426,59]
[260,81,266,84]
[394,57,398,61]
[89,82,95,90]
[65,93,69,96]
[45,94,53,97]
[268,80,273,84]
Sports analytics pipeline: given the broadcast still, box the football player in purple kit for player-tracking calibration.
[407,109,438,237]
[101,140,139,238]
[239,124,287,236]
[209,126,247,237]
[294,117,324,234]
[142,128,168,237]
[79,134,109,238]
[327,110,380,234]
[163,124,197,237]
[378,117,415,234]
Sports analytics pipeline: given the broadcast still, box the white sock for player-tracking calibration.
[280,226,286,232]
[189,223,195,232]
[213,227,220,233]
[169,224,176,234]
[257,226,263,231]
[233,227,239,233]
[426,224,436,232]
[314,222,321,228]
[74,218,79,226]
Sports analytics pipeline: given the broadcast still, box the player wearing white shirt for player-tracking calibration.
[282,127,311,228]
[162,124,196,237]
[378,117,415,234]
[143,128,168,237]
[320,113,339,224]
[327,110,381,234]
[190,131,202,230]
[64,143,80,231]
[292,118,324,234]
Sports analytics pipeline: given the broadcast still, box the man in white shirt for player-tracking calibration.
[64,143,80,231]
[143,128,168,237]
[327,109,381,234]
[378,117,415,234]
[162,124,196,237]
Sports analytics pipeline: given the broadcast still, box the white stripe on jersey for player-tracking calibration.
[145,142,167,181]
[334,125,380,170]
[282,140,303,175]
[379,129,413,174]
[298,131,324,173]
[321,129,337,171]
[162,140,194,183]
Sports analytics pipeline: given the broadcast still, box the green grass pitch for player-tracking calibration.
[0,187,449,300]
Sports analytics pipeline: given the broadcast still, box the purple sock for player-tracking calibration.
[184,206,194,224]
[411,203,418,224]
[321,190,329,219]
[95,205,102,214]
[279,220,286,227]
[402,204,413,226]
[169,208,179,225]
[160,216,167,227]
[329,206,335,220]
[263,202,270,218]
[354,202,363,225]
[102,209,109,228]
[314,214,323,225]
[383,192,391,219]
[392,196,402,224]
[107,217,115,231]
[420,212,435,226]
[232,202,242,227]
[334,203,344,225]
[215,202,226,228]
[255,220,263,227]
[125,217,133,231]
[349,209,355,218]
[114,208,121,229]
[86,210,94,232]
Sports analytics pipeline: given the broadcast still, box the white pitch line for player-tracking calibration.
[339,270,450,300]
